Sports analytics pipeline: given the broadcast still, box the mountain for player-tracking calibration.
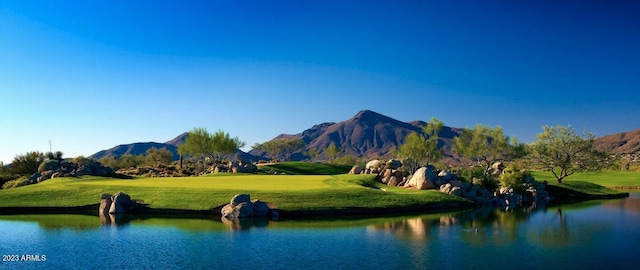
[165,132,188,147]
[90,132,258,162]
[90,133,187,161]
[250,110,464,163]
[594,128,640,155]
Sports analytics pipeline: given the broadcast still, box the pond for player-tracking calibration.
[1,193,639,269]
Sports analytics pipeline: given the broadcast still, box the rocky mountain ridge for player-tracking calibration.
[90,110,640,163]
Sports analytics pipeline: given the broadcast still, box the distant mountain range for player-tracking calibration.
[90,132,188,161]
[593,128,640,155]
[90,110,640,163]
[248,110,464,163]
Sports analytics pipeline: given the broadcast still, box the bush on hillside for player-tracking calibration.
[38,159,61,172]
[499,166,531,194]
[2,177,29,189]
[458,166,499,192]
[11,151,46,176]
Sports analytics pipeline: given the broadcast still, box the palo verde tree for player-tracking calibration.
[253,137,305,162]
[394,117,443,175]
[178,127,245,163]
[323,142,342,162]
[452,124,520,176]
[529,125,605,183]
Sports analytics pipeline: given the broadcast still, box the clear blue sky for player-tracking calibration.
[1,0,639,163]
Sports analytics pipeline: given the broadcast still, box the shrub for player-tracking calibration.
[11,151,46,176]
[73,156,96,167]
[145,147,174,166]
[98,156,119,170]
[458,166,499,192]
[118,154,145,169]
[332,155,359,166]
[2,177,29,189]
[38,159,61,172]
[499,166,531,194]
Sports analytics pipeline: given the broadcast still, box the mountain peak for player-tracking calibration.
[353,109,382,118]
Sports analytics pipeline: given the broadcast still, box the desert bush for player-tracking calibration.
[145,147,173,166]
[118,154,145,169]
[332,155,359,166]
[38,159,61,172]
[2,177,29,189]
[98,156,119,170]
[458,166,499,192]
[11,151,46,176]
[499,166,531,194]
[73,156,96,167]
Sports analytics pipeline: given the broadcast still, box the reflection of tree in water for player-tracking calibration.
[457,205,538,245]
[366,204,548,247]
[367,215,442,241]
[603,195,640,215]
[527,206,606,247]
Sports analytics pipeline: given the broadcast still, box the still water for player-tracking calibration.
[1,193,639,269]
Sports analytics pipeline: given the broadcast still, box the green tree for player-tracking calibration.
[305,148,320,161]
[117,154,145,169]
[529,125,605,183]
[98,156,119,170]
[11,151,46,176]
[323,142,342,161]
[145,147,174,166]
[394,118,443,174]
[452,124,518,176]
[178,127,245,163]
[253,138,305,161]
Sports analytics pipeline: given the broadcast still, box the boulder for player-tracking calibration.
[99,194,113,214]
[404,166,437,190]
[222,202,254,219]
[386,159,403,169]
[387,176,400,187]
[230,194,251,207]
[252,200,270,217]
[348,165,364,175]
[366,160,383,173]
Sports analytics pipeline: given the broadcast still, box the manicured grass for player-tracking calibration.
[531,171,640,187]
[258,161,352,175]
[0,174,467,212]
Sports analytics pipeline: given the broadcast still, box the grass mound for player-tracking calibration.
[258,162,353,175]
[0,174,469,213]
[546,181,629,202]
[531,171,640,187]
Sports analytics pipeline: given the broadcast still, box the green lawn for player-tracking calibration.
[0,174,467,211]
[531,170,640,187]
[258,161,353,175]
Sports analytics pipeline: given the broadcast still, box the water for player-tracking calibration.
[1,194,639,269]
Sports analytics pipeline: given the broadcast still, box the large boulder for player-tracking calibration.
[222,194,275,219]
[230,194,251,207]
[99,194,113,214]
[252,200,270,217]
[366,160,383,173]
[108,192,137,214]
[348,165,364,175]
[404,166,437,190]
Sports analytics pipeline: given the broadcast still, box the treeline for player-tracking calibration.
[97,147,174,170]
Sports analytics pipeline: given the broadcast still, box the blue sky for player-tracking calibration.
[1,0,639,163]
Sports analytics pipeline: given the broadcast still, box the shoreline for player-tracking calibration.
[0,201,475,218]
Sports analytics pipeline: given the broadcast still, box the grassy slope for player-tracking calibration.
[258,162,352,175]
[0,174,467,211]
[531,171,640,187]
